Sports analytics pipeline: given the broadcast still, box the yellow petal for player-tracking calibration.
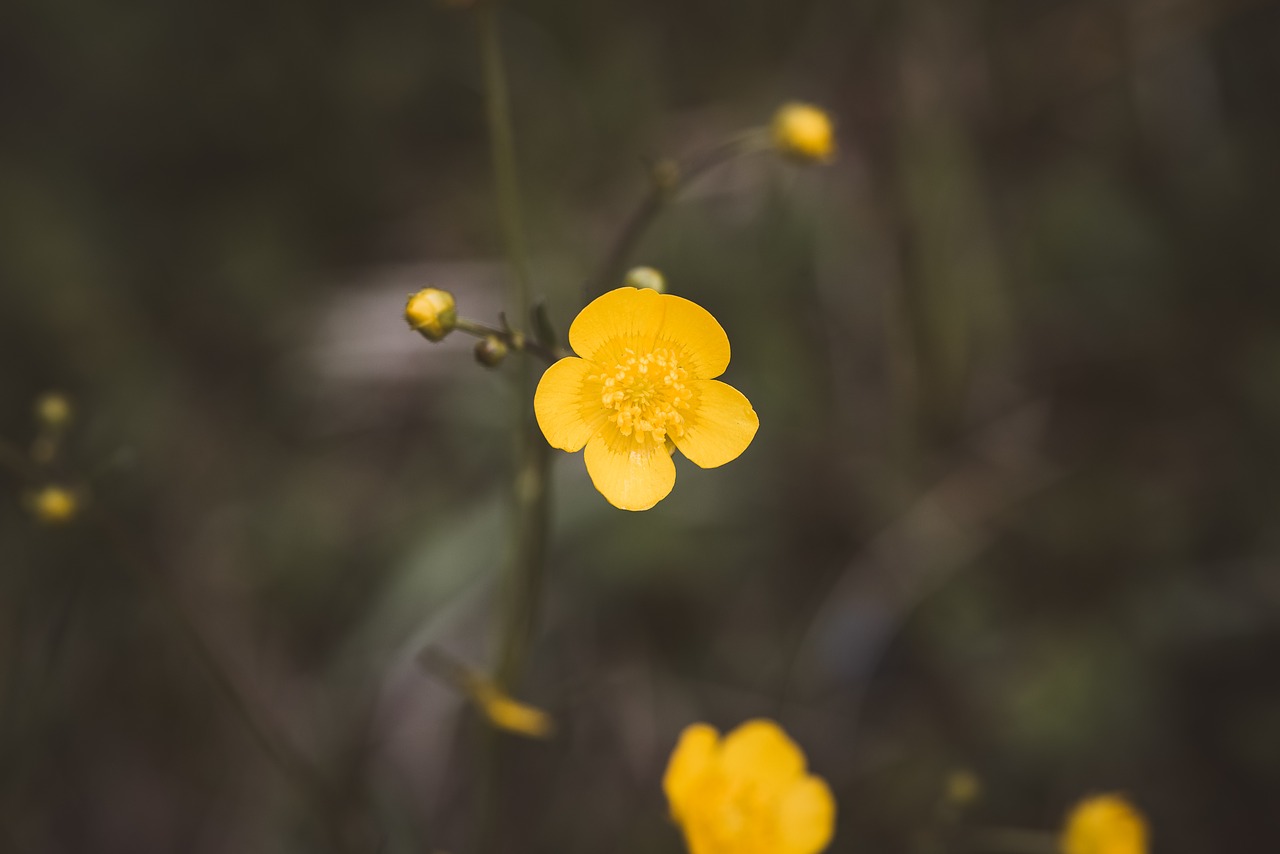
[778,776,836,854]
[672,380,759,469]
[534,357,603,452]
[583,432,676,511]
[719,719,806,794]
[655,292,731,380]
[466,677,554,739]
[662,723,720,821]
[569,287,666,363]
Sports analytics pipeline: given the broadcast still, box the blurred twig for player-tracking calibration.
[92,509,360,854]
[584,130,770,299]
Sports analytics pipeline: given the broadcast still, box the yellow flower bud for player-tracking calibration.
[624,266,666,293]
[1062,794,1148,854]
[34,392,73,430]
[474,335,509,367]
[944,769,982,807]
[465,674,553,739]
[405,288,458,342]
[771,102,836,164]
[30,485,78,525]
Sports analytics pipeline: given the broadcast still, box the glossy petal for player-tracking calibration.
[534,357,601,453]
[720,719,806,794]
[662,724,720,821]
[673,380,759,468]
[583,432,676,511]
[778,777,836,854]
[655,293,731,379]
[569,287,666,363]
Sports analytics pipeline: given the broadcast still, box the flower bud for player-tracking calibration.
[405,288,458,342]
[30,485,78,525]
[624,266,666,293]
[474,335,509,367]
[771,102,836,164]
[34,392,73,430]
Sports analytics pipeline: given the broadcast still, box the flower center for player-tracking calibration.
[590,346,693,444]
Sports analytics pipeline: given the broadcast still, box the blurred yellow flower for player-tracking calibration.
[534,287,758,511]
[771,103,836,164]
[34,392,73,430]
[944,768,982,807]
[1061,794,1148,854]
[464,674,553,739]
[30,485,78,525]
[405,288,458,342]
[663,719,835,854]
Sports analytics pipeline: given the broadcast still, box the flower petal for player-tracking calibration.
[656,292,731,379]
[778,776,837,854]
[534,357,602,453]
[662,723,720,821]
[719,719,806,794]
[583,432,676,511]
[672,380,759,469]
[569,287,666,363]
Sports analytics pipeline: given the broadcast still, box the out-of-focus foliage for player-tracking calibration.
[2,0,1280,852]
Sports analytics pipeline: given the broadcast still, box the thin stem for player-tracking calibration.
[475,2,555,851]
[455,318,569,364]
[584,130,770,298]
[477,0,532,314]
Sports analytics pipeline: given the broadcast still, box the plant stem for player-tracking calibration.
[477,1,532,315]
[584,130,770,298]
[475,2,555,850]
[454,318,569,364]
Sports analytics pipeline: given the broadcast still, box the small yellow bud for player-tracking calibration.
[465,674,553,739]
[34,392,73,430]
[29,485,78,525]
[1062,794,1148,854]
[474,335,509,367]
[771,102,836,164]
[624,266,666,293]
[944,769,982,807]
[405,288,458,342]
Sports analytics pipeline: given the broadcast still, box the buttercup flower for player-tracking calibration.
[663,719,835,854]
[534,286,758,511]
[1061,794,1148,854]
[405,288,458,342]
[771,103,836,164]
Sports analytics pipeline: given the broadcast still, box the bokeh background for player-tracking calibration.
[3,0,1280,850]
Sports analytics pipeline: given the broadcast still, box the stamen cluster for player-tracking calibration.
[590,346,692,444]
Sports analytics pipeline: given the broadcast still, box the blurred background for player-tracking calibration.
[2,0,1280,850]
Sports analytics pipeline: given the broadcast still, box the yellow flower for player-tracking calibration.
[30,485,78,525]
[405,288,458,342]
[534,287,759,511]
[664,719,835,854]
[771,103,836,164]
[464,673,553,739]
[1061,794,1148,854]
